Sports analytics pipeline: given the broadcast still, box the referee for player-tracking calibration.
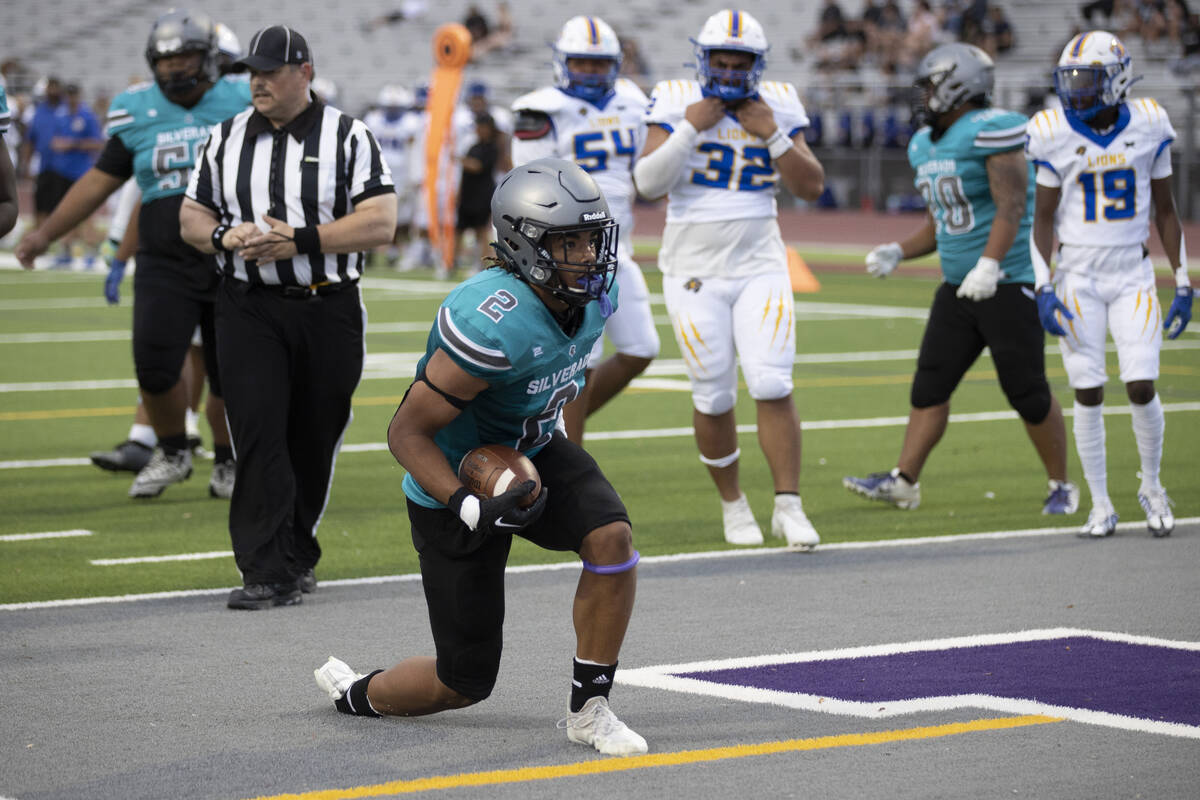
[180,25,396,610]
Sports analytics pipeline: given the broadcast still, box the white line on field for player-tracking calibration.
[3,402,1198,470]
[91,550,232,565]
[0,529,92,542]
[4,517,1196,611]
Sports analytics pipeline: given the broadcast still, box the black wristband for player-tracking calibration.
[211,224,232,253]
[447,486,471,515]
[292,226,321,255]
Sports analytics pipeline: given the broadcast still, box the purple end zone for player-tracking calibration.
[677,637,1200,726]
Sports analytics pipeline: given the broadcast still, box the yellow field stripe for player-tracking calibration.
[245,715,1062,800]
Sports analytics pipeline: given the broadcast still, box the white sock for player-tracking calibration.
[185,408,200,439]
[1073,401,1109,508]
[128,423,157,449]
[1129,393,1164,492]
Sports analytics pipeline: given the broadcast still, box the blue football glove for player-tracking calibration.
[1036,284,1073,337]
[1164,287,1193,340]
[104,260,126,305]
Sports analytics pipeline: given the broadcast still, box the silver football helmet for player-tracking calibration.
[144,9,219,96]
[912,43,994,126]
[490,158,618,310]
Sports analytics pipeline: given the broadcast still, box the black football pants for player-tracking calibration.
[216,279,364,585]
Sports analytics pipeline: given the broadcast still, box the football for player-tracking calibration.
[457,444,542,509]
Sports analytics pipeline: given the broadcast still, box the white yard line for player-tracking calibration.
[0,529,92,542]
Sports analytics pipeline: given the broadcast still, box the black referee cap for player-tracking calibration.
[232,26,311,72]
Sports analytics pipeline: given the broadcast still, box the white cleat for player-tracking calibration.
[1137,487,1175,537]
[209,459,236,499]
[771,494,820,550]
[1078,502,1119,538]
[721,493,763,545]
[314,656,363,702]
[128,448,193,498]
[560,696,648,756]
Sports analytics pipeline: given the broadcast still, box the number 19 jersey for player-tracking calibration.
[908,108,1034,285]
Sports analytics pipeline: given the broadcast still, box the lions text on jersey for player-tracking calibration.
[1026,97,1176,274]
[105,76,250,204]
[511,78,648,240]
[908,107,1034,285]
[643,79,808,224]
[402,268,619,508]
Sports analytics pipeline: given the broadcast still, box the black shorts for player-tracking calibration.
[911,282,1048,414]
[405,432,630,700]
[34,171,73,214]
[132,271,220,397]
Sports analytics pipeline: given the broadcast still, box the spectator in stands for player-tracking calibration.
[979,4,1016,56]
[906,0,946,66]
[464,2,513,59]
[808,0,864,71]
[1081,0,1118,24]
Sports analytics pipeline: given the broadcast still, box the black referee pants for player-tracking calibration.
[216,279,365,585]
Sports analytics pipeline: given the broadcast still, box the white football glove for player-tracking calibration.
[956,256,1003,301]
[866,242,903,278]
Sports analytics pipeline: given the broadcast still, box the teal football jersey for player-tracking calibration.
[907,108,1034,284]
[402,268,618,508]
[0,86,10,134]
[106,77,249,204]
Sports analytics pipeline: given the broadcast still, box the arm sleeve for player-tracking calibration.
[631,121,697,198]
[93,134,135,181]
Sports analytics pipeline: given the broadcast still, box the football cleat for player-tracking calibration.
[90,440,153,473]
[843,468,921,510]
[560,696,648,756]
[1042,480,1080,515]
[771,494,820,550]
[298,568,317,594]
[1137,487,1175,537]
[128,449,193,498]
[1078,502,1119,538]
[721,493,764,545]
[227,582,301,610]
[209,459,235,499]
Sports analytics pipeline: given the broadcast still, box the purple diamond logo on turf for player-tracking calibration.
[618,629,1200,739]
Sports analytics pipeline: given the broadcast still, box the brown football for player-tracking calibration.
[457,444,542,509]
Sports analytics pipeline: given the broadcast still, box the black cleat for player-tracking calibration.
[227,582,302,610]
[298,568,317,594]
[89,440,154,473]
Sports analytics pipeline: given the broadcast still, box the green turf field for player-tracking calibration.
[1,252,1196,604]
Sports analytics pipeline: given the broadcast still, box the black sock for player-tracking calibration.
[774,491,798,497]
[897,470,916,485]
[570,658,616,712]
[214,445,234,464]
[160,433,188,454]
[334,670,384,717]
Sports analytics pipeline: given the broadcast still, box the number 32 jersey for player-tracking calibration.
[402,268,618,509]
[908,108,1033,285]
[644,79,808,224]
[1025,99,1175,251]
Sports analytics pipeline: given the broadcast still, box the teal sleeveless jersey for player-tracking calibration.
[402,268,618,508]
[907,108,1034,284]
[106,76,250,204]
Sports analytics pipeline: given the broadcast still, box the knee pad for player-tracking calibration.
[744,365,793,402]
[1006,381,1052,424]
[692,384,737,416]
[136,365,178,396]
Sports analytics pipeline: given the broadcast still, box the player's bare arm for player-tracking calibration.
[15,168,124,268]
[1031,184,1062,270]
[387,348,488,504]
[1150,177,1183,273]
[982,148,1027,261]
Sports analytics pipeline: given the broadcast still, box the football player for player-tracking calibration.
[1026,31,1190,538]
[511,16,660,444]
[844,43,1078,517]
[632,9,824,548]
[316,159,647,757]
[0,83,17,237]
[364,84,416,267]
[16,9,249,499]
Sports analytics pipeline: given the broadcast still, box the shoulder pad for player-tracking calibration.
[511,86,569,115]
[1128,97,1172,130]
[1025,107,1068,151]
[513,108,553,140]
[647,80,700,121]
[614,78,649,105]
[970,108,1028,150]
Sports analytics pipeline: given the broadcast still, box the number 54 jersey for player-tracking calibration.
[644,79,809,224]
[1025,99,1176,264]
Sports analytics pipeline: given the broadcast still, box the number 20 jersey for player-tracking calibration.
[643,79,808,224]
[908,108,1034,285]
[402,268,617,509]
[1025,99,1176,252]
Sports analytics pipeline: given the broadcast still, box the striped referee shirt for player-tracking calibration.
[185,95,393,287]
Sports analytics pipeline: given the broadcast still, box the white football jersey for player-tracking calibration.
[363,109,415,190]
[510,79,648,234]
[644,79,809,224]
[1026,98,1175,250]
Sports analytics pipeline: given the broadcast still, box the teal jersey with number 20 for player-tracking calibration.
[402,267,618,509]
[106,76,250,204]
[907,107,1034,285]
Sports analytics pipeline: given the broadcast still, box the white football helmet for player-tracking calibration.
[1054,30,1136,122]
[553,16,622,103]
[912,42,994,126]
[311,77,340,105]
[377,84,414,109]
[691,9,768,102]
[214,23,241,74]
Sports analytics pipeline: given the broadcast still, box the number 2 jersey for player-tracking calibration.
[95,77,250,290]
[1025,98,1175,276]
[908,108,1034,285]
[644,79,808,225]
[402,268,618,509]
